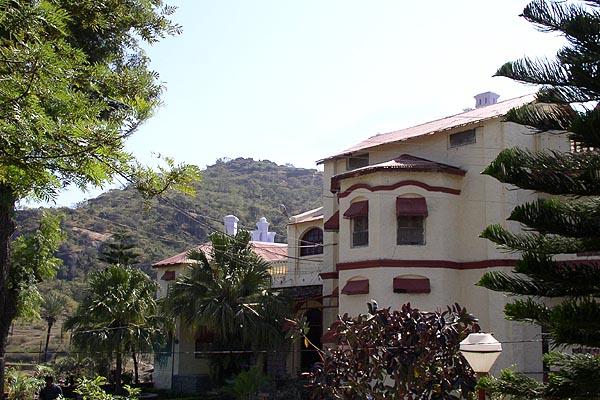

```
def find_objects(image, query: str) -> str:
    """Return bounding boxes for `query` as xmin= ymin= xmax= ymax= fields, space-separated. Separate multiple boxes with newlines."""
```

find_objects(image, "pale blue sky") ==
xmin=39 ymin=0 xmax=565 ymax=207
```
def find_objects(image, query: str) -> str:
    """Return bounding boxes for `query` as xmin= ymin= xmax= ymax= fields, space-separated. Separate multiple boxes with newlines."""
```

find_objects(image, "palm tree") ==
xmin=40 ymin=291 xmax=69 ymax=363
xmin=163 ymin=230 xmax=289 ymax=382
xmin=64 ymin=265 xmax=167 ymax=392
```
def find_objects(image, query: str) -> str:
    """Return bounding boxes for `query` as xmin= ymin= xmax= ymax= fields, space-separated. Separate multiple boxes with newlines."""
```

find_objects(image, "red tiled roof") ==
xmin=319 ymin=94 xmax=535 ymax=162
xmin=331 ymin=154 xmax=465 ymax=188
xmin=152 ymin=241 xmax=288 ymax=267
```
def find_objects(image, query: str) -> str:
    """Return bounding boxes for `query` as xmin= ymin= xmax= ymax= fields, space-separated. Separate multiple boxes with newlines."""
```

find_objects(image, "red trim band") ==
xmin=319 ymin=271 xmax=339 ymax=280
xmin=337 ymin=180 xmax=461 ymax=198
xmin=336 ymin=259 xmax=518 ymax=271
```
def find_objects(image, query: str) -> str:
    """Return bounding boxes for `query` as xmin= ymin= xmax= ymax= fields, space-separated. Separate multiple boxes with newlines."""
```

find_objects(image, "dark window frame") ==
xmin=346 ymin=153 xmax=369 ymax=170
xmin=397 ymin=215 xmax=425 ymax=245
xmin=351 ymin=215 xmax=369 ymax=247
xmin=449 ymin=129 xmax=476 ymax=148
xmin=299 ymin=228 xmax=324 ymax=256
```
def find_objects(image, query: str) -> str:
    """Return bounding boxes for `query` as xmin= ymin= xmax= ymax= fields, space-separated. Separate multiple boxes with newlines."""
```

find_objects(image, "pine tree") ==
xmin=477 ymin=1 xmax=600 ymax=398
xmin=98 ymin=233 xmax=141 ymax=267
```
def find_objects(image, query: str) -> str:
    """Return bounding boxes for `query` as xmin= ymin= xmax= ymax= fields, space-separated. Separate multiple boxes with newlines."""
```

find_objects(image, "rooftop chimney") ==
xmin=474 ymin=91 xmax=499 ymax=108
xmin=223 ymin=215 xmax=239 ymax=236
xmin=251 ymin=217 xmax=276 ymax=243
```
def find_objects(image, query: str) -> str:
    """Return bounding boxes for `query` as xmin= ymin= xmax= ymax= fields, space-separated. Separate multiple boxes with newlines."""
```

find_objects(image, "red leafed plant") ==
xmin=309 ymin=302 xmax=480 ymax=400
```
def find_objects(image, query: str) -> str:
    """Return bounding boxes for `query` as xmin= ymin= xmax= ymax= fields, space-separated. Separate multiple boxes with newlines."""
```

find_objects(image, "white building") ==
xmin=152 ymin=216 xmax=288 ymax=392
xmin=292 ymin=92 xmax=571 ymax=379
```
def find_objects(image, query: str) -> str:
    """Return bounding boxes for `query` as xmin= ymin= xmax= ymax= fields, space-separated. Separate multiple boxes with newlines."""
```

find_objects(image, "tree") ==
xmin=0 ymin=0 xmax=199 ymax=393
xmin=9 ymin=213 xmax=65 ymax=321
xmin=40 ymin=291 xmax=70 ymax=363
xmin=163 ymin=230 xmax=290 ymax=383
xmin=308 ymin=303 xmax=479 ymax=399
xmin=64 ymin=265 xmax=167 ymax=393
xmin=477 ymin=1 xmax=600 ymax=398
xmin=97 ymin=233 xmax=145 ymax=383
xmin=98 ymin=233 xmax=141 ymax=267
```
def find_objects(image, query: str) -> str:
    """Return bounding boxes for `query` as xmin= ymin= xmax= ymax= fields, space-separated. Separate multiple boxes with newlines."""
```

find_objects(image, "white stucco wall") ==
xmin=280 ymin=217 xmax=324 ymax=288
xmin=320 ymin=117 xmax=569 ymax=379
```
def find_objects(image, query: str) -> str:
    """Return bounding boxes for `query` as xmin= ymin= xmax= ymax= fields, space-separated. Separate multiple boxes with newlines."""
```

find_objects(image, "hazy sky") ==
xmin=38 ymin=0 xmax=565 ymax=207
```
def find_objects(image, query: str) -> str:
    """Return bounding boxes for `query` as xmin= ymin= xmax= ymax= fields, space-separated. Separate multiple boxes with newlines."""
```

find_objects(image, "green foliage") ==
xmin=0 ymin=0 xmax=198 ymax=394
xmin=310 ymin=303 xmax=479 ymax=400
xmin=41 ymin=291 xmax=70 ymax=326
xmin=65 ymin=265 xmax=167 ymax=388
xmin=4 ymin=368 xmax=44 ymax=400
xmin=480 ymin=353 xmax=600 ymax=400
xmin=11 ymin=212 xmax=65 ymax=321
xmin=478 ymin=368 xmax=545 ymax=400
xmin=75 ymin=376 xmax=140 ymax=400
xmin=98 ymin=233 xmax=141 ymax=266
xmin=163 ymin=229 xmax=291 ymax=383
xmin=480 ymin=0 xmax=600 ymax=343
xmin=479 ymin=1 xmax=600 ymax=398
xmin=225 ymin=366 xmax=270 ymax=400
xmin=52 ymin=355 xmax=98 ymax=381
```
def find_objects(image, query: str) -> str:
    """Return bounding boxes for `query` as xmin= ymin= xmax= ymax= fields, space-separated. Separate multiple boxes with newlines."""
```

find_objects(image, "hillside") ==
xmin=16 ymin=158 xmax=323 ymax=280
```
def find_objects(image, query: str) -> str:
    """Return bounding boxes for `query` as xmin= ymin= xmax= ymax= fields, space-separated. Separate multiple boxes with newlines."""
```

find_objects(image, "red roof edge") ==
xmin=319 ymin=271 xmax=339 ymax=280
xmin=341 ymin=279 xmax=369 ymax=295
xmin=393 ymin=277 xmax=430 ymax=293
xmin=323 ymin=211 xmax=340 ymax=231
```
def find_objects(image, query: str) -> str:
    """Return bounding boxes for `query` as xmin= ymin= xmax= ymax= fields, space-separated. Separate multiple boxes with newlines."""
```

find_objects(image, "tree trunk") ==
xmin=132 ymin=350 xmax=139 ymax=384
xmin=115 ymin=349 xmax=123 ymax=394
xmin=44 ymin=320 xmax=54 ymax=363
xmin=0 ymin=184 xmax=16 ymax=397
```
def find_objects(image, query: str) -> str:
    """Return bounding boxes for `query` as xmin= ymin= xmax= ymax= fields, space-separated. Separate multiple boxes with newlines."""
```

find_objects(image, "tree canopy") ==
xmin=0 ymin=0 xmax=199 ymax=393
xmin=65 ymin=265 xmax=166 ymax=392
xmin=477 ymin=0 xmax=600 ymax=398
xmin=163 ymin=230 xmax=290 ymax=382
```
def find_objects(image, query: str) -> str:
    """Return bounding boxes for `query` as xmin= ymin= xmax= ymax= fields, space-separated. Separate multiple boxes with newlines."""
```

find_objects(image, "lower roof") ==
xmin=153 ymin=241 xmax=288 ymax=267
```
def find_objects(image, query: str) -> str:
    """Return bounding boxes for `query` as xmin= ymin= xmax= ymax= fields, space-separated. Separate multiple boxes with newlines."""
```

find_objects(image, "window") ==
xmin=396 ymin=197 xmax=427 ymax=245
xmin=347 ymin=153 xmax=369 ymax=170
xmin=397 ymin=216 xmax=425 ymax=245
xmin=300 ymin=228 xmax=323 ymax=256
xmin=449 ymin=129 xmax=476 ymax=148
xmin=344 ymin=200 xmax=369 ymax=247
xmin=352 ymin=215 xmax=369 ymax=247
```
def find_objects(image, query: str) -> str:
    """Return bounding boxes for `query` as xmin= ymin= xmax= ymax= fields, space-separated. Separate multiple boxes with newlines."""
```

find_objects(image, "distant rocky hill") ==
xmin=16 ymin=158 xmax=323 ymax=279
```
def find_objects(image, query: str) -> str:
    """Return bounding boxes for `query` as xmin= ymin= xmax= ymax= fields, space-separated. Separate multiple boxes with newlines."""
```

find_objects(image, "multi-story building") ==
xmin=309 ymin=92 xmax=570 ymax=378
xmin=153 ymin=92 xmax=572 ymax=390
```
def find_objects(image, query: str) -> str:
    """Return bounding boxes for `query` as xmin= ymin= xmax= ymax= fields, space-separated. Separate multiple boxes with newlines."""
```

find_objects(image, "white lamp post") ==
xmin=460 ymin=333 xmax=502 ymax=400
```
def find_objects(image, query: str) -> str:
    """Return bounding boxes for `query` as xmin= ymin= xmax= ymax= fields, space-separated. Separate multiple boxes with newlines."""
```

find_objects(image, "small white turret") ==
xmin=223 ymin=215 xmax=239 ymax=236
xmin=251 ymin=217 xmax=276 ymax=242
xmin=474 ymin=91 xmax=500 ymax=108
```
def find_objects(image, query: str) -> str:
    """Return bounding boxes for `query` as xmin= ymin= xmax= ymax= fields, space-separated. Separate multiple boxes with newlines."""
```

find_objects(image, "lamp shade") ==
xmin=459 ymin=333 xmax=502 ymax=373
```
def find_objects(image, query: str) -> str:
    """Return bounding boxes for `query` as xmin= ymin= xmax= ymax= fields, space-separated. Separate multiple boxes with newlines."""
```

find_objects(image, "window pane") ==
xmin=354 ymin=216 xmax=368 ymax=231
xmin=352 ymin=216 xmax=368 ymax=247
xmin=300 ymin=228 xmax=323 ymax=256
xmin=397 ymin=216 xmax=423 ymax=228
xmin=347 ymin=153 xmax=369 ymax=170
xmin=449 ymin=129 xmax=476 ymax=148
xmin=397 ymin=216 xmax=424 ymax=245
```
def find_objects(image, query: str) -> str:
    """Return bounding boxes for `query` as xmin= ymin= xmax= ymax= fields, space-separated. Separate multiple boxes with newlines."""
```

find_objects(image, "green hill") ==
xmin=16 ymin=158 xmax=323 ymax=280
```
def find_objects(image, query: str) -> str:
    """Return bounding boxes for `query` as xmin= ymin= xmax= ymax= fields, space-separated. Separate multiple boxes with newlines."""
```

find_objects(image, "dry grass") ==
xmin=6 ymin=317 xmax=72 ymax=364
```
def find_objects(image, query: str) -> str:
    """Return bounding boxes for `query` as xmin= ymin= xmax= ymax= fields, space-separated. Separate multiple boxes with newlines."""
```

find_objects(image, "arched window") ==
xmin=300 ymin=228 xmax=323 ymax=256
